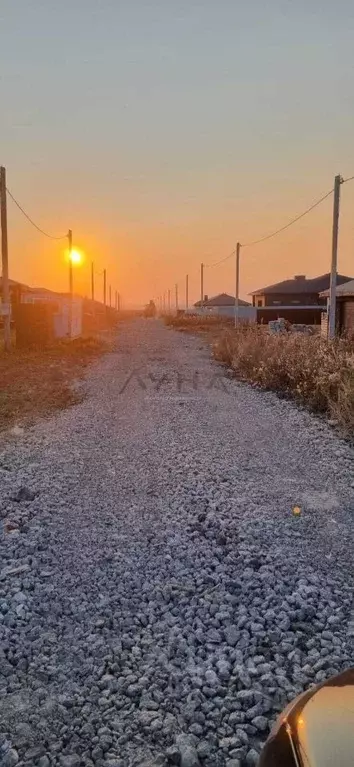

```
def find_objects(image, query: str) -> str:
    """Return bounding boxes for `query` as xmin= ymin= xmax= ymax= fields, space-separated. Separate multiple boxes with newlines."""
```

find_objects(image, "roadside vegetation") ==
xmin=164 ymin=313 xmax=232 ymax=333
xmin=0 ymin=335 xmax=108 ymax=432
xmin=165 ymin=315 xmax=354 ymax=438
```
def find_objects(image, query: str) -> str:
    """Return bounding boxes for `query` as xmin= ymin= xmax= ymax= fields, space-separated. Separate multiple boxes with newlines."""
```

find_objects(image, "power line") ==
xmin=342 ymin=174 xmax=354 ymax=184
xmin=241 ymin=188 xmax=334 ymax=248
xmin=205 ymin=249 xmax=235 ymax=268
xmin=204 ymin=188 xmax=334 ymax=268
xmin=6 ymin=187 xmax=67 ymax=240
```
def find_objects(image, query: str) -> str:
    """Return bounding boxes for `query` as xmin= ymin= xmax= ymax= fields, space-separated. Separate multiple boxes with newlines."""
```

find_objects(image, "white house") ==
xmin=193 ymin=293 xmax=256 ymax=321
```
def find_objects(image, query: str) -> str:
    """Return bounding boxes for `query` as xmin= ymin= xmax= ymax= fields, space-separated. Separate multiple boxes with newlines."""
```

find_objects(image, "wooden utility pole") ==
xmin=117 ymin=292 xmax=121 ymax=312
xmin=168 ymin=289 xmax=171 ymax=313
xmin=200 ymin=262 xmax=204 ymax=312
xmin=103 ymin=269 xmax=107 ymax=306
xmin=109 ymin=285 xmax=112 ymax=308
xmin=115 ymin=290 xmax=117 ymax=310
xmin=68 ymin=229 xmax=73 ymax=338
xmin=163 ymin=292 xmax=166 ymax=313
xmin=328 ymin=175 xmax=342 ymax=339
xmin=234 ymin=242 xmax=240 ymax=327
xmin=175 ymin=283 xmax=179 ymax=313
xmin=91 ymin=262 xmax=94 ymax=301
xmin=0 ymin=167 xmax=11 ymax=350
xmin=186 ymin=274 xmax=189 ymax=310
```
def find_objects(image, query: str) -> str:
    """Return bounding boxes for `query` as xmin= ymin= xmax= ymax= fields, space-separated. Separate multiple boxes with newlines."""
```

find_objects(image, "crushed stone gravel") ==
xmin=0 ymin=319 xmax=353 ymax=767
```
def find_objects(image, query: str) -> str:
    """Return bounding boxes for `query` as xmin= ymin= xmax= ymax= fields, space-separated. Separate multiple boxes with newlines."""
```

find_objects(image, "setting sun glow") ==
xmin=68 ymin=249 xmax=84 ymax=267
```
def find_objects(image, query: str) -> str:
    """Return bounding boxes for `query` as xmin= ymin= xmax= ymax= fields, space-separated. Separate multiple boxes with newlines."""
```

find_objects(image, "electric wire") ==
xmin=241 ymin=188 xmax=334 ymax=248
xmin=6 ymin=187 xmax=67 ymax=240
xmin=205 ymin=250 xmax=236 ymax=268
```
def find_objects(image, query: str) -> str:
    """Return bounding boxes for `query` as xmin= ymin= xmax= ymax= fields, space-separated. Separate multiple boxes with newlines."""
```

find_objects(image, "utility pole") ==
xmin=91 ymin=262 xmax=94 ymax=301
xmin=109 ymin=285 xmax=112 ymax=308
xmin=168 ymin=289 xmax=171 ymax=313
xmin=68 ymin=229 xmax=73 ymax=338
xmin=328 ymin=174 xmax=342 ymax=339
xmin=234 ymin=242 xmax=241 ymax=327
xmin=175 ymin=283 xmax=179 ymax=314
xmin=163 ymin=292 xmax=166 ymax=313
xmin=117 ymin=292 xmax=121 ymax=312
xmin=186 ymin=274 xmax=189 ymax=310
xmin=115 ymin=290 xmax=117 ymax=310
xmin=0 ymin=167 xmax=11 ymax=350
xmin=200 ymin=262 xmax=204 ymax=312
xmin=103 ymin=269 xmax=107 ymax=306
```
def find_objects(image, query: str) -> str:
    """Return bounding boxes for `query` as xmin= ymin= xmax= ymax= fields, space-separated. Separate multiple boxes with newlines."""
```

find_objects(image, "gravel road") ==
xmin=0 ymin=319 xmax=353 ymax=767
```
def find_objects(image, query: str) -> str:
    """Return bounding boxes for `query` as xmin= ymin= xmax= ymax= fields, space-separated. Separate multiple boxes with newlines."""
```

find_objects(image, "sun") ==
xmin=69 ymin=249 xmax=84 ymax=266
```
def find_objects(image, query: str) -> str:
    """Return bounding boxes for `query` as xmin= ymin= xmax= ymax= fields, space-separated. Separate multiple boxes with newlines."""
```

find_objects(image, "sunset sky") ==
xmin=1 ymin=1 xmax=354 ymax=307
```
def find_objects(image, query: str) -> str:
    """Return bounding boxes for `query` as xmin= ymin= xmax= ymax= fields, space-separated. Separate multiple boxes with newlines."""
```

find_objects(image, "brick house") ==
xmin=320 ymin=279 xmax=354 ymax=337
xmin=250 ymin=273 xmax=353 ymax=325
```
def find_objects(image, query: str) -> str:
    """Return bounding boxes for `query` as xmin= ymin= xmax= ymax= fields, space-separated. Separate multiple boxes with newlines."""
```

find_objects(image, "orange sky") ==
xmin=8 ymin=179 xmax=354 ymax=307
xmin=2 ymin=2 xmax=354 ymax=307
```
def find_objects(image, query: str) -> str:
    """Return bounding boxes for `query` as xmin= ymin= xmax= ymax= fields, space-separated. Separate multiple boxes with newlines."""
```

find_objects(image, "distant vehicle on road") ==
xmin=144 ymin=300 xmax=156 ymax=318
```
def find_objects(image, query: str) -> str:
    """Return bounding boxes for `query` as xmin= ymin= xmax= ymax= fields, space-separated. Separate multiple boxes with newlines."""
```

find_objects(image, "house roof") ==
xmin=194 ymin=293 xmax=250 ymax=307
xmin=320 ymin=279 xmax=354 ymax=298
xmin=0 ymin=277 xmax=69 ymax=298
xmin=0 ymin=277 xmax=30 ymax=290
xmin=250 ymin=273 xmax=353 ymax=296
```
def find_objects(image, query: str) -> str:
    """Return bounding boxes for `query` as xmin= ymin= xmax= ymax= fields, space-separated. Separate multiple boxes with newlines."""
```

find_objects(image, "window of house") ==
xmin=257 ymin=300 xmax=263 ymax=307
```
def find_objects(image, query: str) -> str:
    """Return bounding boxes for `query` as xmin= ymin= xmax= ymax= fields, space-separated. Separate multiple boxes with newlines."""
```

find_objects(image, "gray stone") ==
xmin=138 ymin=710 xmax=160 ymax=726
xmin=196 ymin=741 xmax=211 ymax=759
xmin=12 ymin=486 xmax=36 ymax=502
xmin=252 ymin=715 xmax=268 ymax=732
xmin=236 ymin=729 xmax=249 ymax=745
xmin=38 ymin=758 xmax=50 ymax=767
xmin=245 ymin=749 xmax=259 ymax=766
xmin=0 ymin=750 xmax=19 ymax=767
xmin=175 ymin=735 xmax=200 ymax=767
xmin=216 ymin=660 xmax=231 ymax=681
xmin=224 ymin=626 xmax=240 ymax=646
xmin=24 ymin=746 xmax=45 ymax=760
xmin=59 ymin=757 xmax=81 ymax=767
xmin=229 ymin=711 xmax=245 ymax=726
xmin=12 ymin=591 xmax=27 ymax=604
xmin=180 ymin=748 xmax=199 ymax=767
xmin=166 ymin=745 xmax=180 ymax=764
xmin=205 ymin=669 xmax=218 ymax=686
xmin=150 ymin=718 xmax=163 ymax=732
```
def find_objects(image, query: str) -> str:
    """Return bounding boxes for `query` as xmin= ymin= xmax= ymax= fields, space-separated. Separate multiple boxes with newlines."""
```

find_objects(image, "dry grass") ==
xmin=212 ymin=325 xmax=354 ymax=436
xmin=165 ymin=316 xmax=354 ymax=438
xmin=0 ymin=335 xmax=108 ymax=432
xmin=164 ymin=313 xmax=234 ymax=333
xmin=331 ymin=367 xmax=354 ymax=436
